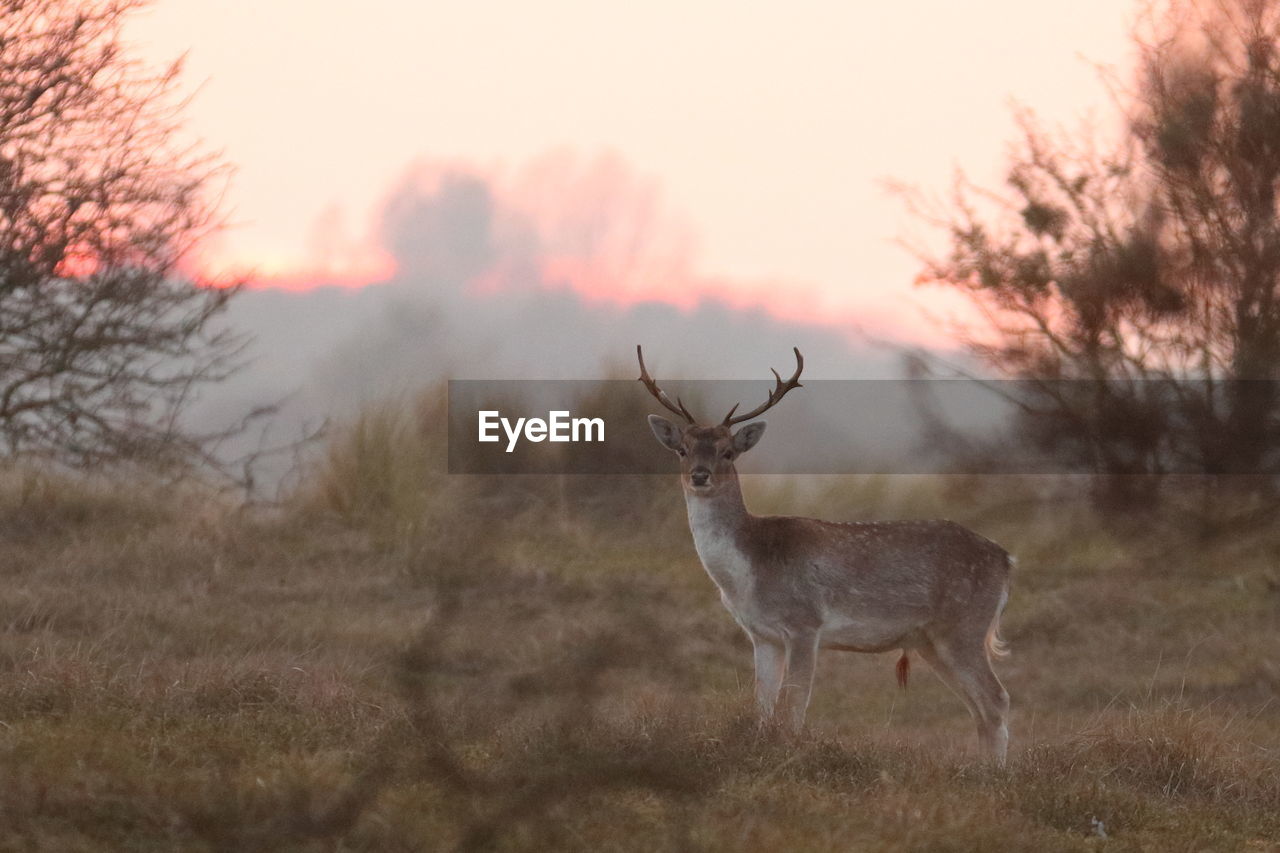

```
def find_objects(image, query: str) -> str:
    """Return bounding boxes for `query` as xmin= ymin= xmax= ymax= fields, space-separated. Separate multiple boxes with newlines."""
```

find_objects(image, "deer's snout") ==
xmin=689 ymin=467 xmax=711 ymax=487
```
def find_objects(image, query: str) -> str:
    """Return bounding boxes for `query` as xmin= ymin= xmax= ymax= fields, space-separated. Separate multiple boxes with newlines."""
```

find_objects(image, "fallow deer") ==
xmin=638 ymin=346 xmax=1013 ymax=762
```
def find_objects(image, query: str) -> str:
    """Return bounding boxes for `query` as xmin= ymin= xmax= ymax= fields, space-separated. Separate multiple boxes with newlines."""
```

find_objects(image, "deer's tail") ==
xmin=986 ymin=580 xmax=1011 ymax=660
xmin=896 ymin=652 xmax=910 ymax=689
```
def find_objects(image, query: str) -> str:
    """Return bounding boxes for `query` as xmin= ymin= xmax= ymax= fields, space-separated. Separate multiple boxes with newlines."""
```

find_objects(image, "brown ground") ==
xmin=1 ymin=411 xmax=1277 ymax=851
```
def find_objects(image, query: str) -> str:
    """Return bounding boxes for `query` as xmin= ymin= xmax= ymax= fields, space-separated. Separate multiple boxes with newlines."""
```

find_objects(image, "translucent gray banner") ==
xmin=448 ymin=379 xmax=1280 ymax=475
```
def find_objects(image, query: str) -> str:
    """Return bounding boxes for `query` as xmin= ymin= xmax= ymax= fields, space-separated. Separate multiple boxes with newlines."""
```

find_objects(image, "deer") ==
xmin=638 ymin=345 xmax=1013 ymax=763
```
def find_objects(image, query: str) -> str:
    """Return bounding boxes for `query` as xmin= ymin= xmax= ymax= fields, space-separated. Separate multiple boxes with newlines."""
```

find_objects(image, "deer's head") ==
xmin=638 ymin=345 xmax=803 ymax=495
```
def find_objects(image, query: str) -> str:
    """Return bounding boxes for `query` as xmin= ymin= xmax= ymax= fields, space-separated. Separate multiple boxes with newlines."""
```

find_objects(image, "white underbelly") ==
xmin=819 ymin=614 xmax=915 ymax=652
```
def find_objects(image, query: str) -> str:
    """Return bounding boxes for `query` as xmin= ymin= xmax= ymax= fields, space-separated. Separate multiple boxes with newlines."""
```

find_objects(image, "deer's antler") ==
xmin=637 ymin=345 xmax=698 ymax=423
xmin=722 ymin=347 xmax=804 ymax=426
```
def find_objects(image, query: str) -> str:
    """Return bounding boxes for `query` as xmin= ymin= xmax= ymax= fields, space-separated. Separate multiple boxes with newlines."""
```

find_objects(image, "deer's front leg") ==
xmin=751 ymin=636 xmax=786 ymax=720
xmin=779 ymin=631 xmax=820 ymax=732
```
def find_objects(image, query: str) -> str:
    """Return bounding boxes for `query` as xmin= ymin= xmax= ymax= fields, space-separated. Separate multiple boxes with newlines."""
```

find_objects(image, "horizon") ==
xmin=126 ymin=0 xmax=1135 ymax=348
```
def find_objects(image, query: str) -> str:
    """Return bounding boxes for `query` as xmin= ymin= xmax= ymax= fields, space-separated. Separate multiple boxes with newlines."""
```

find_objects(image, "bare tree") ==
xmin=0 ymin=0 xmax=241 ymax=467
xmin=904 ymin=0 xmax=1280 ymax=503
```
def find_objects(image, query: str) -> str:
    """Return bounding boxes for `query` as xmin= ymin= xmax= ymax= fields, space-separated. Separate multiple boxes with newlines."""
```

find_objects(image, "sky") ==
xmin=126 ymin=0 xmax=1137 ymax=345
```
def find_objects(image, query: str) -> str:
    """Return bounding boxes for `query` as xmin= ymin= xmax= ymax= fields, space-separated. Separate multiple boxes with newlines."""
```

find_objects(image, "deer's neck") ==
xmin=684 ymin=473 xmax=754 ymax=597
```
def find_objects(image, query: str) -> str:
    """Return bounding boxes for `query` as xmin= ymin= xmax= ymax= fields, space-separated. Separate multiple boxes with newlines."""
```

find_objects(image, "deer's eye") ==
xmin=677 ymin=448 xmax=687 ymax=457
xmin=722 ymin=451 xmax=735 ymax=460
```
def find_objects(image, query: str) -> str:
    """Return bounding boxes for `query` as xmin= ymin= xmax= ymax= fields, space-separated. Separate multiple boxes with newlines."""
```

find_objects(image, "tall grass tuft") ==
xmin=300 ymin=396 xmax=441 ymax=540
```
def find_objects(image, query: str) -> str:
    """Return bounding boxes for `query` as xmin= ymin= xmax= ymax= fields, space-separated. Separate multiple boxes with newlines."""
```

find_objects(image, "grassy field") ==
xmin=1 ymin=408 xmax=1279 ymax=850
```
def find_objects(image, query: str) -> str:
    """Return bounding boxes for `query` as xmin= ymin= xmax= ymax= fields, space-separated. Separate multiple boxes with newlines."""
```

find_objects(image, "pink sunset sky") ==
xmin=126 ymin=0 xmax=1135 ymax=343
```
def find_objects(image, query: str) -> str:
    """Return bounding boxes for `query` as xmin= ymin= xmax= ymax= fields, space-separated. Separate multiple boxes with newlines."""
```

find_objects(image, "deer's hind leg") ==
xmin=917 ymin=633 xmax=1010 ymax=764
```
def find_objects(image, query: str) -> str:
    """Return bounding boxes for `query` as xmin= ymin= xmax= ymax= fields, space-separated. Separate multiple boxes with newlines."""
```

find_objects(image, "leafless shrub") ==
xmin=0 ymin=0 xmax=245 ymax=470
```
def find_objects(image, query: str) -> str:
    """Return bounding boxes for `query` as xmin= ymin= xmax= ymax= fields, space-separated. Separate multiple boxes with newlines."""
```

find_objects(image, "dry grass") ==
xmin=1 ymin=410 xmax=1279 ymax=851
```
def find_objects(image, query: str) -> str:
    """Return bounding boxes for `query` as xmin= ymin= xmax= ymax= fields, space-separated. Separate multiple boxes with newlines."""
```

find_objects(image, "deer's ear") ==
xmin=732 ymin=421 xmax=766 ymax=454
xmin=647 ymin=415 xmax=684 ymax=452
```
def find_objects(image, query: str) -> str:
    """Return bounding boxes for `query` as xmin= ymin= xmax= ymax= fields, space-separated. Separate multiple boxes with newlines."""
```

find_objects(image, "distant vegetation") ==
xmin=906 ymin=0 xmax=1280 ymax=506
